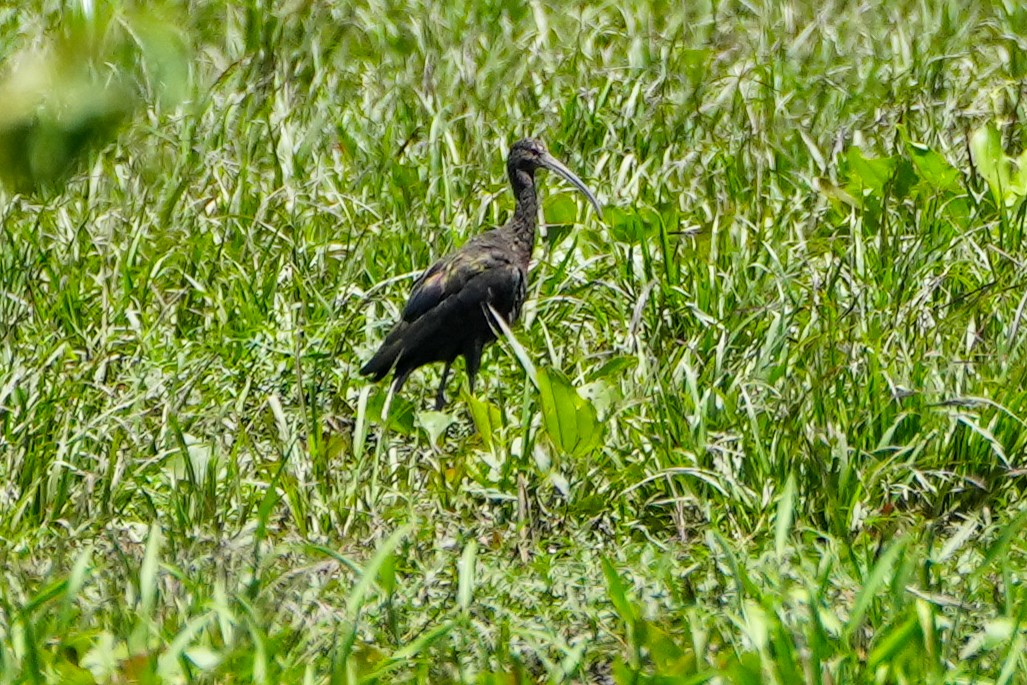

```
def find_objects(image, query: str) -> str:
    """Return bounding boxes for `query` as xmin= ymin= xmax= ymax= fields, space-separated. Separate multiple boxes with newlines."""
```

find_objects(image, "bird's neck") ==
xmin=508 ymin=167 xmax=538 ymax=263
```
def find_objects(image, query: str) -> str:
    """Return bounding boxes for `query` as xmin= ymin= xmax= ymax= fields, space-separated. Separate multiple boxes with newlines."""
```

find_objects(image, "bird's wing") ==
xmin=362 ymin=257 xmax=524 ymax=380
xmin=401 ymin=247 xmax=517 ymax=322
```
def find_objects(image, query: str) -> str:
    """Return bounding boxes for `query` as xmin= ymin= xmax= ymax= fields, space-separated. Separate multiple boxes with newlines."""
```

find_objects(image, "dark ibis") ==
xmin=360 ymin=138 xmax=601 ymax=409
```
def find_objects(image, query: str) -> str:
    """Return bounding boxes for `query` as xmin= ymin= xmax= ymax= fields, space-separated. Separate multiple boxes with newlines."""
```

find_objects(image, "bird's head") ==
xmin=507 ymin=138 xmax=601 ymax=214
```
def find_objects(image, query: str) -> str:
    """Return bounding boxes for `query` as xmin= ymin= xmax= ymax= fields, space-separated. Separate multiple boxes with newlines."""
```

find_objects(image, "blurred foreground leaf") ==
xmin=0 ymin=3 xmax=190 ymax=192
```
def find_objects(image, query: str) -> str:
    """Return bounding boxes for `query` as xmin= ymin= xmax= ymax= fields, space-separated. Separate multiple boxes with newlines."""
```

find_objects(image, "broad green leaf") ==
xmin=971 ymin=122 xmax=1011 ymax=204
xmin=543 ymin=192 xmax=579 ymax=225
xmin=681 ymin=48 xmax=711 ymax=83
xmin=543 ymin=193 xmax=579 ymax=248
xmin=367 ymin=391 xmax=416 ymax=434
xmin=457 ymin=539 xmax=477 ymax=611
xmin=537 ymin=367 xmax=601 ymax=458
xmin=892 ymin=157 xmax=917 ymax=199
xmin=908 ymin=142 xmax=961 ymax=192
xmin=391 ymin=163 xmax=420 ymax=191
xmin=605 ymin=206 xmax=645 ymax=244
xmin=467 ymin=394 xmax=504 ymax=451
xmin=1012 ymin=148 xmax=1027 ymax=196
xmin=637 ymin=205 xmax=662 ymax=233
xmin=416 ymin=409 xmax=456 ymax=446
xmin=53 ymin=659 xmax=97 ymax=685
xmin=379 ymin=552 xmax=397 ymax=597
xmin=542 ymin=223 xmax=573 ymax=249
xmin=846 ymin=147 xmax=896 ymax=193
xmin=593 ymin=355 xmax=638 ymax=379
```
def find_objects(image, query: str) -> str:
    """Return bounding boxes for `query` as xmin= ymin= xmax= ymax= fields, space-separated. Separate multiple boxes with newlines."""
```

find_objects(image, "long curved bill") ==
xmin=540 ymin=152 xmax=602 ymax=216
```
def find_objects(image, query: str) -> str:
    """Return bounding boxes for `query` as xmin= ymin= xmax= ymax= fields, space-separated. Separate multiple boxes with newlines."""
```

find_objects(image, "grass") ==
xmin=2 ymin=0 xmax=1027 ymax=682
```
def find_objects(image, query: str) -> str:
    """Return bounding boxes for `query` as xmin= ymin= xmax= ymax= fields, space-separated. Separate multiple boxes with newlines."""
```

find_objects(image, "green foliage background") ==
xmin=2 ymin=0 xmax=1027 ymax=682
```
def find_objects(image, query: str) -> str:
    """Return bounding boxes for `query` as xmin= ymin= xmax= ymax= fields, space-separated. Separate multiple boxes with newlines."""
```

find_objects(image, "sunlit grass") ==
xmin=2 ymin=0 xmax=1027 ymax=682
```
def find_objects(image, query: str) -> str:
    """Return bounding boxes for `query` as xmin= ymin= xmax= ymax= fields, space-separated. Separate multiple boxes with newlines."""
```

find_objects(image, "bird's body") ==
xmin=361 ymin=138 xmax=600 ymax=409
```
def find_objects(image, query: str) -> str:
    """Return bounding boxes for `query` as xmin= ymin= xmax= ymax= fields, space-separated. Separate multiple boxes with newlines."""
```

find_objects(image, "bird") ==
xmin=360 ymin=137 xmax=602 ymax=410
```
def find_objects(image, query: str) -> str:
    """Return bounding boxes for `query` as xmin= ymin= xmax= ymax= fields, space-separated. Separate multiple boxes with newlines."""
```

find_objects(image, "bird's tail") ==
xmin=359 ymin=342 xmax=399 ymax=381
xmin=360 ymin=322 xmax=411 ymax=381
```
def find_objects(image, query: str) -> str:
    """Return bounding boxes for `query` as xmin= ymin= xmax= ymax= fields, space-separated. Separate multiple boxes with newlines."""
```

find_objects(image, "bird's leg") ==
xmin=392 ymin=369 xmax=411 ymax=395
xmin=464 ymin=343 xmax=483 ymax=396
xmin=434 ymin=361 xmax=452 ymax=411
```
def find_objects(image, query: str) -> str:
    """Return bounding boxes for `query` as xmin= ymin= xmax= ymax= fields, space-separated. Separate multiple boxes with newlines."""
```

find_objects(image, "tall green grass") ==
xmin=1 ymin=0 xmax=1026 ymax=682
